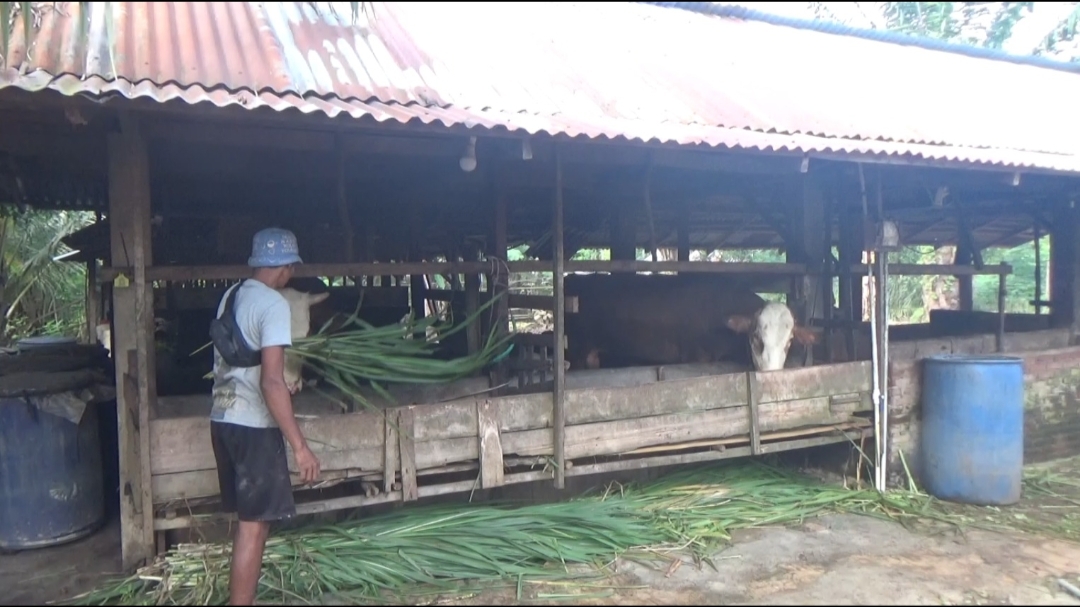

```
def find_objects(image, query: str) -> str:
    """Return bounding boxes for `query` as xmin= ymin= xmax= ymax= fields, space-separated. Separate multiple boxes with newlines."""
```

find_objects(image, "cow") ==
xmin=564 ymin=274 xmax=817 ymax=373
xmin=276 ymin=287 xmax=331 ymax=394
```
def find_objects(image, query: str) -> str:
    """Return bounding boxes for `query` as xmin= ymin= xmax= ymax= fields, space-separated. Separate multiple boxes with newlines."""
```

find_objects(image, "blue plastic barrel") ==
xmin=919 ymin=354 xmax=1025 ymax=506
xmin=0 ymin=397 xmax=105 ymax=550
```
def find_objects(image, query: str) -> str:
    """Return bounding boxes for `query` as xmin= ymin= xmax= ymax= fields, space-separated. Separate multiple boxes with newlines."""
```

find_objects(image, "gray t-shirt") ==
xmin=209 ymin=279 xmax=293 ymax=428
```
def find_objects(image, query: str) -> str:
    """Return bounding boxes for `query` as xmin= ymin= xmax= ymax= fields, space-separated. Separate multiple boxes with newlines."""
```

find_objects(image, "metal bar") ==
xmin=552 ymin=146 xmax=567 ymax=490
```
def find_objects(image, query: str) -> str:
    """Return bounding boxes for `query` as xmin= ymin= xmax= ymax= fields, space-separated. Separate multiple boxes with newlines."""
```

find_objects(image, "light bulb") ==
xmin=459 ymin=136 xmax=478 ymax=172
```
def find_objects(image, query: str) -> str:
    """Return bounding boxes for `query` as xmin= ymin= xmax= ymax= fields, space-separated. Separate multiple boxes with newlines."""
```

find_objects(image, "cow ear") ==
xmin=792 ymin=326 xmax=817 ymax=345
xmin=307 ymin=292 xmax=331 ymax=305
xmin=726 ymin=315 xmax=753 ymax=334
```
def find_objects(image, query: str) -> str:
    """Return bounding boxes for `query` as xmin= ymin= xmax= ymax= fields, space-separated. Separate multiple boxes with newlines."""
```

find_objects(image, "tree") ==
xmin=801 ymin=2 xmax=1080 ymax=61
xmin=0 ymin=207 xmax=94 ymax=344
xmin=1 ymin=2 xmax=374 ymax=67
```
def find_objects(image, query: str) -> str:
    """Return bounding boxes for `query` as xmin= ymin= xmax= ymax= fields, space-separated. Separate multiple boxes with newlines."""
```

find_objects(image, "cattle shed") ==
xmin=3 ymin=1 xmax=1080 ymax=571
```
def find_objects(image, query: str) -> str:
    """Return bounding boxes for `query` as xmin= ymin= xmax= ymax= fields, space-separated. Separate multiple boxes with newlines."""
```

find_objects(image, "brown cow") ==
xmin=564 ymin=274 xmax=816 ymax=372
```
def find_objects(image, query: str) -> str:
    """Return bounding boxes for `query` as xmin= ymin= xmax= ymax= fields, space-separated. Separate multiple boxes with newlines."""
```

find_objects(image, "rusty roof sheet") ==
xmin=3 ymin=2 xmax=1080 ymax=172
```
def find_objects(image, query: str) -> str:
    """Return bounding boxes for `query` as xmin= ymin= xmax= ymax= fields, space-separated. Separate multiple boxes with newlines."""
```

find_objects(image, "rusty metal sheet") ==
xmin=2 ymin=2 xmax=1080 ymax=172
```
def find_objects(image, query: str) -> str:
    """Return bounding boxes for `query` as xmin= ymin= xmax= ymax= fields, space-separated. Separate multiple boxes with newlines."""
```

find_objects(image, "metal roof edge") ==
xmin=641 ymin=2 xmax=1080 ymax=75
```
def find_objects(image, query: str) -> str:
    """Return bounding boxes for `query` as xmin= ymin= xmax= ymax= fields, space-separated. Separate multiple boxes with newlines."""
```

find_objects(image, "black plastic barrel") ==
xmin=919 ymin=354 xmax=1024 ymax=506
xmin=0 ymin=395 xmax=105 ymax=550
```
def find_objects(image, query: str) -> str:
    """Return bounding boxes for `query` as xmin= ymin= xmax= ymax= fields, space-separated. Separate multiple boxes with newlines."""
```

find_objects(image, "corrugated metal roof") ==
xmin=3 ymin=2 xmax=1080 ymax=172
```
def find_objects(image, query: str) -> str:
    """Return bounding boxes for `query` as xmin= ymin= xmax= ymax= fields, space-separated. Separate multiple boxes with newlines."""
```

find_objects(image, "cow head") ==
xmin=276 ymin=288 xmax=331 ymax=393
xmin=725 ymin=301 xmax=816 ymax=372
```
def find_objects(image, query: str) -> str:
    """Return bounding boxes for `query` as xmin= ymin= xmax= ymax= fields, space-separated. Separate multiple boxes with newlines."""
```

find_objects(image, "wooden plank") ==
xmin=150 ymin=365 xmax=856 ymax=479
xmin=477 ymin=400 xmax=505 ymax=488
xmin=398 ymin=408 xmax=418 ymax=502
xmin=383 ymin=411 xmax=399 ymax=494
xmin=747 ymin=371 xmax=761 ymax=456
xmin=756 ymin=361 xmax=872 ymax=404
xmin=150 ymin=412 xmax=385 ymax=476
xmin=848 ymin=263 xmax=1011 ymax=276
xmin=500 ymin=395 xmax=866 ymax=459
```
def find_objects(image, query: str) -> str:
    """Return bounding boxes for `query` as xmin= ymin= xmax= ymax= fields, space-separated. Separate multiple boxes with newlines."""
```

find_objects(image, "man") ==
xmin=209 ymin=227 xmax=321 ymax=606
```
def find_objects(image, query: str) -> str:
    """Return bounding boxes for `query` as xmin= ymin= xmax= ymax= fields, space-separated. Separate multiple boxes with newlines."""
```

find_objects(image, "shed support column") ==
xmin=490 ymin=189 xmax=510 ymax=390
xmin=610 ymin=199 xmax=637 ymax=261
xmin=955 ymin=243 xmax=974 ymax=311
xmin=787 ymin=176 xmax=829 ymax=365
xmin=108 ymin=115 xmax=157 ymax=570
xmin=677 ymin=201 xmax=691 ymax=262
xmin=837 ymin=198 xmax=864 ymax=358
xmin=1050 ymin=201 xmax=1080 ymax=334
xmin=552 ymin=149 xmax=567 ymax=489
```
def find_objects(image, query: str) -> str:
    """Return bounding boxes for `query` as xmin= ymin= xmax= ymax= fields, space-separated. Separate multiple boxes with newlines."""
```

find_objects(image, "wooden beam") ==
xmin=100 ymin=261 xmax=812 ymax=282
xmin=108 ymin=115 xmax=157 ymax=570
xmin=424 ymin=290 xmax=579 ymax=313
xmin=100 ymin=260 xmax=1010 ymax=283
xmin=140 ymin=118 xmax=804 ymax=177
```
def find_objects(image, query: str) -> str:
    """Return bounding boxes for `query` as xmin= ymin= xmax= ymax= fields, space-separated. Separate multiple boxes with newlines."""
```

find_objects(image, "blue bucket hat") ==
xmin=248 ymin=228 xmax=303 ymax=268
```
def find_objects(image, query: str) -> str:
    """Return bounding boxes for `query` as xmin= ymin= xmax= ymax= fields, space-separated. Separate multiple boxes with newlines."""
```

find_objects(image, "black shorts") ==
xmin=210 ymin=421 xmax=297 ymax=523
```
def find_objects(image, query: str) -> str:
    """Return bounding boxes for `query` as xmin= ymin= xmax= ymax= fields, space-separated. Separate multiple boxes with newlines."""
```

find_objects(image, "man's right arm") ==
xmin=258 ymin=298 xmax=321 ymax=483
xmin=261 ymin=346 xmax=321 ymax=483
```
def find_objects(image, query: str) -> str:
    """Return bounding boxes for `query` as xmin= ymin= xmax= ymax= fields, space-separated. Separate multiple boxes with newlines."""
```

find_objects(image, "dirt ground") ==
xmin=4 ymin=469 xmax=1080 ymax=606
xmin=435 ymin=514 xmax=1080 ymax=606
xmin=0 ymin=518 xmax=121 ymax=606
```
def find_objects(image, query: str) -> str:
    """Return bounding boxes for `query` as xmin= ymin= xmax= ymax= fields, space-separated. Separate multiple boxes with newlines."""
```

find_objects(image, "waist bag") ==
xmin=209 ymin=282 xmax=262 ymax=368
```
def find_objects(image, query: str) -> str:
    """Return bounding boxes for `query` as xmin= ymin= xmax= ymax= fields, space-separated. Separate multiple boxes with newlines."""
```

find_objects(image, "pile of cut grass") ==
xmin=67 ymin=459 xmax=1080 ymax=606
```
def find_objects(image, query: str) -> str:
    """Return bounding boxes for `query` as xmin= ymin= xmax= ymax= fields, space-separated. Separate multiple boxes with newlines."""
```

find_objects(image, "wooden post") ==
xmin=955 ymin=243 xmax=974 ymax=311
xmin=552 ymin=147 xmax=567 ymax=490
xmin=610 ymin=197 xmax=636 ymax=261
xmin=108 ymin=115 xmax=157 ymax=570
xmin=464 ymin=244 xmax=481 ymax=355
xmin=409 ymin=202 xmax=426 ymax=320
xmin=997 ymin=263 xmax=1007 ymax=352
xmin=1049 ymin=200 xmax=1078 ymax=333
xmin=491 ymin=190 xmax=510 ymax=389
xmin=335 ymin=135 xmax=355 ymax=265
xmin=85 ymin=259 xmax=99 ymax=343
xmin=677 ymin=200 xmax=691 ymax=263
xmin=837 ymin=197 xmax=864 ymax=359
xmin=643 ymin=159 xmax=659 ymax=263
xmin=788 ymin=176 xmax=828 ymax=365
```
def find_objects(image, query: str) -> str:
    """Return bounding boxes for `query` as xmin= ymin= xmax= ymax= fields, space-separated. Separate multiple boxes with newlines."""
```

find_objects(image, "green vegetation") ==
xmin=67 ymin=458 xmax=1080 ymax=605
xmin=0 ymin=207 xmax=94 ymax=345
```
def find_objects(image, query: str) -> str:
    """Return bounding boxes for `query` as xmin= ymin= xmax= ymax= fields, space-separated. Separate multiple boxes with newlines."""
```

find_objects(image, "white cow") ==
xmin=276 ymin=288 xmax=331 ymax=394
xmin=726 ymin=301 xmax=817 ymax=372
